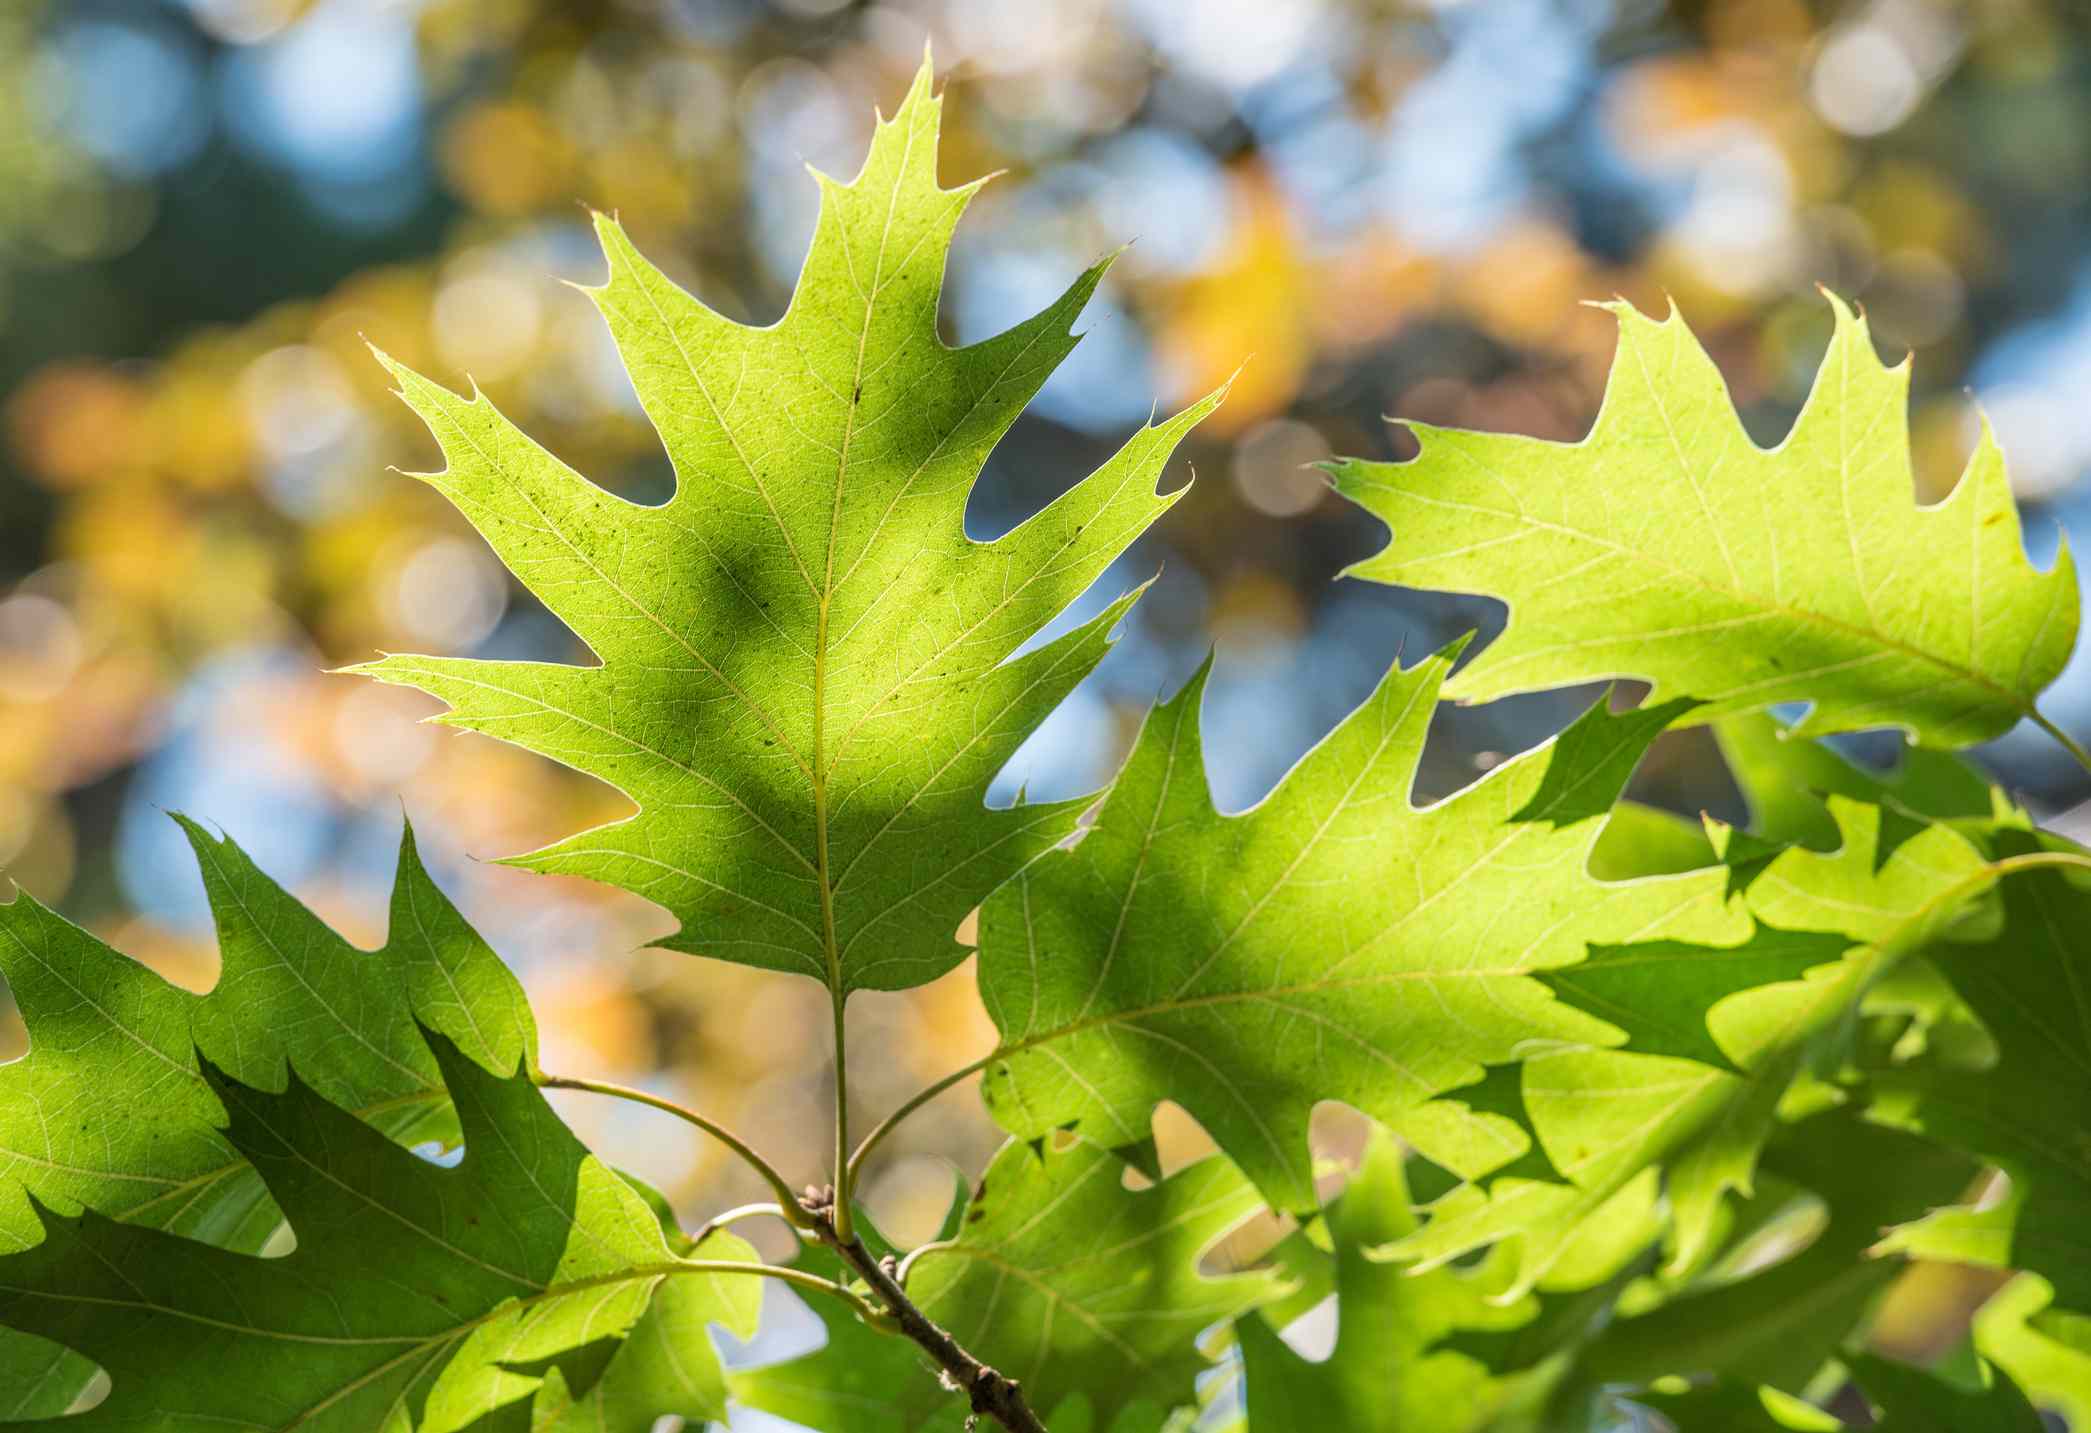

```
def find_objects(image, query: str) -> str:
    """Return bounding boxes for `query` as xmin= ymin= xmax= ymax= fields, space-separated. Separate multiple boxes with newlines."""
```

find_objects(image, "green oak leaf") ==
xmin=1534 ymin=926 xmax=1855 ymax=1073
xmin=729 ymin=1229 xmax=1182 ymax=1433
xmin=1565 ymin=1108 xmax=1976 ymax=1398
xmin=1630 ymin=1356 xmax=2043 ymax=1433
xmin=0 ymin=819 xmax=535 ymax=1406
xmin=1623 ymin=1382 xmax=1853 ymax=1432
xmin=971 ymin=641 xmax=1750 ymax=1214
xmin=1235 ymin=1126 xmax=1536 ymax=1432
xmin=1328 ymin=296 xmax=2078 ymax=747
xmin=731 ymin=1191 xmax=972 ymax=1432
xmin=348 ymin=61 xmax=1219 ymax=993
xmin=1869 ymin=828 xmax=2091 ymax=1314
xmin=1844 ymin=1353 xmax=2046 ymax=1432
xmin=1876 ymin=1178 xmax=2026 ymax=1272
xmin=1587 ymin=799 xmax=1720 ymax=879
xmin=902 ymin=1137 xmax=1282 ymax=1425
xmin=1387 ymin=798 xmax=1999 ymax=1292
xmin=732 ymin=1241 xmax=960 ymax=1433
xmin=1408 ymin=1064 xmax=1566 ymax=1187
xmin=530 ymin=1272 xmax=758 ymax=1432
xmin=1712 ymin=713 xmax=1996 ymax=852
xmin=0 ymin=1332 xmax=87 ymax=1422
xmin=0 ymin=1027 xmax=759 ymax=1433
xmin=1973 ymin=1275 xmax=2091 ymax=1430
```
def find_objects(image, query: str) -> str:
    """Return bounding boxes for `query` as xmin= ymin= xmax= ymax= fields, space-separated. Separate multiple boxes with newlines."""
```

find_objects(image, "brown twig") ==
xmin=543 ymin=1073 xmax=1045 ymax=1427
xmin=799 ymin=1183 xmax=1048 ymax=1433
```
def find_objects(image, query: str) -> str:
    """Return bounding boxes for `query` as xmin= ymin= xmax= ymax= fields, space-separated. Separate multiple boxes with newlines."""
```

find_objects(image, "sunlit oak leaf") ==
xmin=527 ymin=1263 xmax=761 ymax=1432
xmin=1566 ymin=1108 xmax=1975 ymax=1398
xmin=349 ymin=62 xmax=1220 ymax=993
xmin=1330 ymin=297 xmax=2078 ymax=748
xmin=1534 ymin=926 xmax=1856 ymax=1073
xmin=1587 ymin=797 xmax=1720 ymax=879
xmin=1972 ymin=1275 xmax=2091 ymax=1431
xmin=1590 ymin=711 xmax=1998 ymax=883
xmin=1235 ymin=1125 xmax=1537 ymax=1432
xmin=0 ymin=819 xmax=530 ymax=1253
xmin=1386 ymin=799 xmax=2000 ymax=1294
xmin=903 ymin=1137 xmax=1282 ymax=1427
xmin=972 ymin=640 xmax=1748 ymax=1214
xmin=1869 ymin=828 xmax=2091 ymax=1315
xmin=735 ymin=1235 xmax=1180 ymax=1432
xmin=0 ymin=1029 xmax=759 ymax=1433
xmin=1712 ymin=712 xmax=1996 ymax=852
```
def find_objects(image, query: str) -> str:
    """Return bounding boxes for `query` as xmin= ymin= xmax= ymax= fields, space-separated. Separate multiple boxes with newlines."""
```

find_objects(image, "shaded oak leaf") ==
xmin=0 ymin=1027 xmax=761 ymax=1433
xmin=1627 ymin=1356 xmax=2043 ymax=1433
xmin=0 ymin=819 xmax=535 ymax=1405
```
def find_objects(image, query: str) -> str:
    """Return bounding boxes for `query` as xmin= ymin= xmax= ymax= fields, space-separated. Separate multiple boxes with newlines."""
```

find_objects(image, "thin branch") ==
xmin=537 ymin=1072 xmax=811 ymax=1223
xmin=539 ymin=1057 xmax=1036 ymax=1429
xmin=670 ymin=1256 xmax=887 ymax=1324
xmin=848 ymin=1051 xmax=997 ymax=1183
xmin=895 ymin=1237 xmax=955 ymax=1286
xmin=799 ymin=1186 xmax=1047 ymax=1433
xmin=1987 ymin=849 xmax=2091 ymax=882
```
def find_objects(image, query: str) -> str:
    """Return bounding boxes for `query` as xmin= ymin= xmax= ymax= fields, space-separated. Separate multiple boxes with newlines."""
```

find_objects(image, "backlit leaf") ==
xmin=1330 ymin=298 xmax=2078 ymax=747
xmin=350 ymin=61 xmax=1220 ymax=994
xmin=971 ymin=643 xmax=1749 ymax=1214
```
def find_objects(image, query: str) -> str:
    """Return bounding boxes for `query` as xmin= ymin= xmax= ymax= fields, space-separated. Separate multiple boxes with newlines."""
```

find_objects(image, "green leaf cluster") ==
xmin=5 ymin=57 xmax=2091 ymax=1433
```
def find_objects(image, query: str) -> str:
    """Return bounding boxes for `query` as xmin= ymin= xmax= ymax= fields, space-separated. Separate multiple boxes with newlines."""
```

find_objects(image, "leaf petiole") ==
xmin=830 ymin=993 xmax=856 ymax=1246
xmin=847 ymin=1051 xmax=999 ymax=1183
xmin=536 ymin=1071 xmax=813 ymax=1226
xmin=670 ymin=1257 xmax=887 ymax=1325
xmin=688 ymin=1201 xmax=798 ymax=1249
xmin=2030 ymin=707 xmax=2091 ymax=780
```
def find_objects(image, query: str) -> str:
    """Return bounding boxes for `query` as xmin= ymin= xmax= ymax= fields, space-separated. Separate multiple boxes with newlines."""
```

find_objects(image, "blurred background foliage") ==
xmin=6 ymin=0 xmax=2091 ymax=1395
